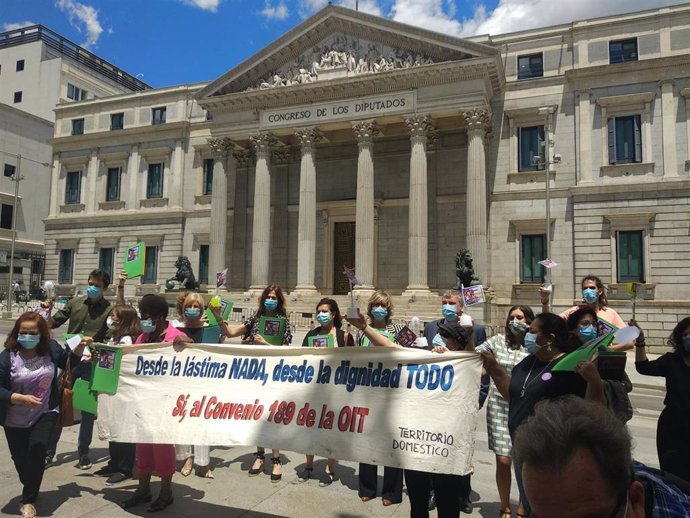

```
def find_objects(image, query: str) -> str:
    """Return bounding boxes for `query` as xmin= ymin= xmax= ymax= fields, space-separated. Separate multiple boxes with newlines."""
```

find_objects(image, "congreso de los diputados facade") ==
xmin=45 ymin=4 xmax=690 ymax=348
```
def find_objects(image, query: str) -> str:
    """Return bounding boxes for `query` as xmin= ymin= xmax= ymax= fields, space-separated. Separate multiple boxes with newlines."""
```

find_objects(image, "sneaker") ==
xmin=105 ymin=472 xmax=129 ymax=485
xmin=77 ymin=455 xmax=92 ymax=470
xmin=297 ymin=466 xmax=313 ymax=482
xmin=93 ymin=465 xmax=115 ymax=477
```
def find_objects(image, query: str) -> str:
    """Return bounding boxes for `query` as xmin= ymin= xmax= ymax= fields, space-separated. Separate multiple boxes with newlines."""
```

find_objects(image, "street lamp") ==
xmin=531 ymin=106 xmax=561 ymax=309
xmin=1 ymin=151 xmax=51 ymax=318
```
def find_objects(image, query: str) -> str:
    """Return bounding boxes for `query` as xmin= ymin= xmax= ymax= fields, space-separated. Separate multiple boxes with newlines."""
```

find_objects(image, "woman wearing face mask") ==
xmin=474 ymin=306 xmax=533 ymax=518
xmin=0 ymin=312 xmax=87 ymax=518
xmin=635 ymin=317 xmax=690 ymax=482
xmin=298 ymin=298 xmax=353 ymax=487
xmin=355 ymin=291 xmax=405 ymax=347
xmin=121 ymin=294 xmax=190 ymax=513
xmin=481 ymin=312 xmax=606 ymax=513
xmin=224 ymin=285 xmax=291 ymax=481
xmin=565 ymin=305 xmax=599 ymax=349
xmin=92 ymin=305 xmax=140 ymax=485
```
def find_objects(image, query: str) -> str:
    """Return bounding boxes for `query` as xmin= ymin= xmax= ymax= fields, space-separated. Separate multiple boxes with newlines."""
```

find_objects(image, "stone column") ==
xmin=577 ymin=90 xmax=593 ymax=183
xmin=463 ymin=108 xmax=490 ymax=286
xmin=207 ymin=137 xmax=234 ymax=289
xmin=294 ymin=128 xmax=323 ymax=293
xmin=352 ymin=120 xmax=379 ymax=293
xmin=661 ymin=80 xmax=678 ymax=179
xmin=86 ymin=149 xmax=99 ymax=214
xmin=127 ymin=144 xmax=140 ymax=211
xmin=403 ymin=115 xmax=434 ymax=296
xmin=49 ymin=154 xmax=60 ymax=217
xmin=171 ymin=139 xmax=184 ymax=208
xmin=249 ymin=133 xmax=277 ymax=291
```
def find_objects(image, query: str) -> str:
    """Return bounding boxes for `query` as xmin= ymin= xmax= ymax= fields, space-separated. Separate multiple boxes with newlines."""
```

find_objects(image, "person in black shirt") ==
xmin=481 ymin=312 xmax=605 ymax=514
xmin=635 ymin=317 xmax=690 ymax=482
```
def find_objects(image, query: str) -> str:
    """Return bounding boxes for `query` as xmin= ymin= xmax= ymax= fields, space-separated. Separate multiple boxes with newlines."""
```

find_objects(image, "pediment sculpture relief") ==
xmin=245 ymin=33 xmax=434 ymax=91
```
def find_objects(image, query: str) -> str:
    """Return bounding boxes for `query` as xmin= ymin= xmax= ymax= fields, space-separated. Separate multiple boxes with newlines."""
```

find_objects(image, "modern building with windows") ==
xmin=45 ymin=4 xmax=690 ymax=348
xmin=0 ymin=24 xmax=149 ymax=294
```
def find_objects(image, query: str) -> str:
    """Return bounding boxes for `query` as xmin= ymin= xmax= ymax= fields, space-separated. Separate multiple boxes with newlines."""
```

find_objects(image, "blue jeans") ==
xmin=78 ymin=413 xmax=95 ymax=456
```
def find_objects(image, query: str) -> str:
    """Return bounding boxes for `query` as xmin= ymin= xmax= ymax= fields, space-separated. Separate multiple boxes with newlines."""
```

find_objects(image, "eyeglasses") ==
xmin=579 ymin=320 xmax=595 ymax=327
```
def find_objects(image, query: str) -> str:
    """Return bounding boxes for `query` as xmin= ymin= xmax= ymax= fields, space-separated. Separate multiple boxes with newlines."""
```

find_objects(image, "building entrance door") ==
xmin=333 ymin=221 xmax=355 ymax=295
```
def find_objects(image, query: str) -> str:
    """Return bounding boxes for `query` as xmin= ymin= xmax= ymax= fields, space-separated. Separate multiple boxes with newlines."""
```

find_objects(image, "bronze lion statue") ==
xmin=165 ymin=256 xmax=200 ymax=291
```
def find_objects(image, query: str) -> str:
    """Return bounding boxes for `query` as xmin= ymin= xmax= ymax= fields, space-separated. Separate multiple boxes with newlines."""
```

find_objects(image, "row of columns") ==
xmin=208 ymin=109 xmax=490 ymax=294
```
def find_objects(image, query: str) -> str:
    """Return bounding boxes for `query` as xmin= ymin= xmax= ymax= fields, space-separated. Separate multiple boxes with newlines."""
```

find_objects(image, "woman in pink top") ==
xmin=540 ymin=275 xmax=630 ymax=351
xmin=121 ymin=294 xmax=189 ymax=513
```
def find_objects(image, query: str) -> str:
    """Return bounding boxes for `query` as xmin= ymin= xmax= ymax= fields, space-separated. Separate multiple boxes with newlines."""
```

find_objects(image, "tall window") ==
xmin=608 ymin=115 xmax=641 ymax=164
xmin=142 ymin=246 xmax=158 ymax=284
xmin=520 ymin=234 xmax=546 ymax=283
xmin=58 ymin=249 xmax=74 ymax=284
xmin=152 ymin=107 xmax=166 ymax=125
xmin=518 ymin=126 xmax=545 ymax=171
xmin=13 ymin=91 xmax=22 ymax=103
xmin=67 ymin=83 xmax=87 ymax=101
xmin=110 ymin=112 xmax=124 ymax=130
xmin=609 ymin=38 xmax=638 ymax=64
xmin=203 ymin=158 xmax=214 ymax=195
xmin=106 ymin=167 xmax=121 ymax=202
xmin=98 ymin=248 xmax=115 ymax=278
xmin=146 ymin=163 xmax=163 ymax=198
xmin=0 ymin=203 xmax=13 ymax=229
xmin=16 ymin=59 xmax=25 ymax=71
xmin=4 ymin=164 xmax=16 ymax=178
xmin=617 ymin=230 xmax=644 ymax=282
xmin=65 ymin=171 xmax=81 ymax=204
xmin=72 ymin=118 xmax=84 ymax=135
xmin=517 ymin=53 xmax=543 ymax=80
xmin=198 ymin=244 xmax=209 ymax=285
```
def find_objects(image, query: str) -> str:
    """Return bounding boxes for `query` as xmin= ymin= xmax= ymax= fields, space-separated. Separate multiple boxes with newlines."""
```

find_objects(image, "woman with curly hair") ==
xmin=635 ymin=317 xmax=690 ymax=482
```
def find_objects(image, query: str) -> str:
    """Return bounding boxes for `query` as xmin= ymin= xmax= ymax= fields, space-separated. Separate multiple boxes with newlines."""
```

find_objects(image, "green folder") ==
xmin=362 ymin=329 xmax=395 ymax=347
xmin=181 ymin=325 xmax=222 ymax=344
xmin=204 ymin=309 xmax=218 ymax=326
xmin=258 ymin=316 xmax=286 ymax=345
xmin=123 ymin=242 xmax=146 ymax=279
xmin=89 ymin=346 xmax=122 ymax=395
xmin=72 ymin=378 xmax=98 ymax=415
xmin=205 ymin=299 xmax=233 ymax=326
xmin=307 ymin=334 xmax=335 ymax=348
xmin=552 ymin=333 xmax=615 ymax=372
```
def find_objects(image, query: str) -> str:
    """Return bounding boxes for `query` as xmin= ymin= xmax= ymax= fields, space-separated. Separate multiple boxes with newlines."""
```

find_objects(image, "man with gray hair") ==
xmin=513 ymin=395 xmax=690 ymax=517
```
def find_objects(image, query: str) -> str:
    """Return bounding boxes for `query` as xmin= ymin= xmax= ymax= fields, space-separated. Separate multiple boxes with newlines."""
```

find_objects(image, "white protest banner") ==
xmin=97 ymin=344 xmax=481 ymax=475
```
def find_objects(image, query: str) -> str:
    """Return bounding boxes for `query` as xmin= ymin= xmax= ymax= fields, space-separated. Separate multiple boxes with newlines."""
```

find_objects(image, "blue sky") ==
xmin=0 ymin=0 xmax=680 ymax=88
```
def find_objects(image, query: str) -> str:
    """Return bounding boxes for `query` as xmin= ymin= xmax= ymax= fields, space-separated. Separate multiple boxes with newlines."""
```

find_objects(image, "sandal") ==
xmin=248 ymin=453 xmax=265 ymax=477
xmin=297 ymin=466 xmax=313 ymax=482
xmin=319 ymin=470 xmax=335 ymax=487
xmin=121 ymin=490 xmax=153 ymax=509
xmin=195 ymin=466 xmax=214 ymax=479
xmin=147 ymin=494 xmax=174 ymax=513
xmin=180 ymin=457 xmax=193 ymax=477
xmin=270 ymin=456 xmax=282 ymax=483
xmin=20 ymin=504 xmax=36 ymax=518
xmin=382 ymin=498 xmax=394 ymax=507
xmin=500 ymin=511 xmax=512 ymax=518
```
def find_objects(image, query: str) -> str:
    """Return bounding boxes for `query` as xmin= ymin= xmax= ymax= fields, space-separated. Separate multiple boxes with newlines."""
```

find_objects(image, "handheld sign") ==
xmin=72 ymin=379 xmax=98 ymax=415
xmin=551 ymin=333 xmax=615 ymax=372
xmin=258 ymin=316 xmax=286 ymax=345
xmin=307 ymin=334 xmax=335 ymax=348
xmin=89 ymin=346 xmax=122 ymax=395
xmin=181 ymin=325 xmax=222 ymax=344
xmin=123 ymin=242 xmax=146 ymax=279
xmin=614 ymin=325 xmax=640 ymax=345
xmin=395 ymin=326 xmax=418 ymax=348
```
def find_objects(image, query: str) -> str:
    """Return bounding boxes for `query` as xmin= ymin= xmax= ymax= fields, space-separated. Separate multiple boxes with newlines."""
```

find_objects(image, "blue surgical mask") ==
xmin=86 ymin=285 xmax=103 ymax=300
xmin=433 ymin=334 xmax=448 ymax=347
xmin=106 ymin=317 xmax=117 ymax=330
xmin=371 ymin=306 xmax=388 ymax=320
xmin=442 ymin=303 xmax=458 ymax=320
xmin=264 ymin=299 xmax=278 ymax=311
xmin=509 ymin=319 xmax=528 ymax=335
xmin=18 ymin=334 xmax=40 ymax=349
xmin=524 ymin=332 xmax=540 ymax=354
xmin=682 ymin=336 xmax=690 ymax=353
xmin=184 ymin=307 xmax=201 ymax=319
xmin=316 ymin=312 xmax=332 ymax=326
xmin=140 ymin=319 xmax=156 ymax=334
xmin=582 ymin=288 xmax=598 ymax=304
xmin=579 ymin=325 xmax=598 ymax=342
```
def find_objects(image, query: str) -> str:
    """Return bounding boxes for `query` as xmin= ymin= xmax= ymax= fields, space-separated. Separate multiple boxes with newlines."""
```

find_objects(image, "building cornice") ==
xmin=569 ymin=178 xmax=690 ymax=197
xmin=565 ymin=54 xmax=690 ymax=85
xmin=44 ymin=209 xmax=187 ymax=229
xmin=49 ymin=121 xmax=191 ymax=150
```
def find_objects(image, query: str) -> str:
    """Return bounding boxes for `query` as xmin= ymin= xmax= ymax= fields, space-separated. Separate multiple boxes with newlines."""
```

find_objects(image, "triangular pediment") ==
xmin=197 ymin=5 xmax=499 ymax=99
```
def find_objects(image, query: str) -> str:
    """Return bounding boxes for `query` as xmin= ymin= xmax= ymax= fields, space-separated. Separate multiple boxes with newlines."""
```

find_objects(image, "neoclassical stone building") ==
xmin=46 ymin=4 xmax=690 ymax=346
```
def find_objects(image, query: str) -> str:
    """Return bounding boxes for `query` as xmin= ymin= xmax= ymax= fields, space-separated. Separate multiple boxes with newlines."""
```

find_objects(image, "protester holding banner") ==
xmin=224 ymin=284 xmax=291 ymax=481
xmin=122 ymin=294 xmax=190 ymax=512
xmin=481 ymin=312 xmax=606 ymax=513
xmin=349 ymin=291 xmax=406 ymax=505
xmin=635 ymin=317 xmax=690 ymax=483
xmin=92 ymin=304 xmax=140 ymax=486
xmin=173 ymin=292 xmax=218 ymax=479
xmin=297 ymin=298 xmax=353 ymax=487
xmin=1 ymin=312 xmax=88 ymax=518
xmin=474 ymin=306 xmax=532 ymax=518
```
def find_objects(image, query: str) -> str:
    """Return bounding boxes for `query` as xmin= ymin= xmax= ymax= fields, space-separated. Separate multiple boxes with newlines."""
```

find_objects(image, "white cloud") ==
xmin=260 ymin=1 xmax=289 ymax=20
xmin=2 ymin=21 xmax=39 ymax=32
xmin=391 ymin=0 xmax=463 ymax=36
xmin=55 ymin=0 xmax=103 ymax=48
xmin=298 ymin=0 xmax=382 ymax=17
xmin=460 ymin=0 xmax=681 ymax=37
xmin=180 ymin=0 xmax=221 ymax=12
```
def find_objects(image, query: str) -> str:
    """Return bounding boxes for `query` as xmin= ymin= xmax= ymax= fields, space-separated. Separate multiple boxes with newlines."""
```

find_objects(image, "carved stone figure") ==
xmin=165 ymin=256 xmax=200 ymax=291
xmin=455 ymin=249 xmax=480 ymax=288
